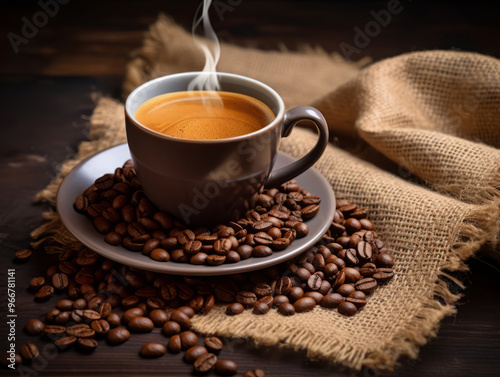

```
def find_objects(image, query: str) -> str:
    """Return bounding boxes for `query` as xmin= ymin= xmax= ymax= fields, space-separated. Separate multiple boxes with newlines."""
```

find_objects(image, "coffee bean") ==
xmin=256 ymin=295 xmax=274 ymax=307
xmin=251 ymin=301 xmax=269 ymax=314
xmin=293 ymin=297 xmax=316 ymax=313
xmin=272 ymin=295 xmax=289 ymax=308
xmin=338 ymin=301 xmax=358 ymax=316
xmin=354 ymin=277 xmax=378 ymax=293
xmin=29 ymin=276 xmax=45 ymax=290
xmin=182 ymin=345 xmax=207 ymax=364
xmin=106 ymin=313 xmax=121 ymax=328
xmin=66 ymin=324 xmax=95 ymax=338
xmin=162 ymin=321 xmax=181 ymax=337
xmin=83 ymin=309 xmax=101 ymax=321
xmin=161 ymin=284 xmax=177 ymax=302
xmin=343 ymin=267 xmax=361 ymax=283
xmin=206 ymin=254 xmax=226 ymax=265
xmin=332 ymin=270 xmax=346 ymax=290
xmin=55 ymin=336 xmax=77 ymax=350
xmin=226 ymin=302 xmax=244 ymax=315
xmin=373 ymin=268 xmax=394 ymax=283
xmin=91 ymin=319 xmax=110 ymax=335
xmin=376 ymin=253 xmax=394 ymax=268
xmin=107 ymin=327 xmax=130 ymax=345
xmin=168 ymin=334 xmax=182 ymax=353
xmin=150 ymin=248 xmax=170 ymax=262
xmin=236 ymin=291 xmax=257 ymax=307
xmin=253 ymin=232 xmax=273 ymax=245
xmin=356 ymin=241 xmax=372 ymax=260
xmin=54 ymin=311 xmax=70 ymax=325
xmin=43 ymin=325 xmax=66 ymax=336
xmin=307 ymin=274 xmax=322 ymax=291
xmin=293 ymin=222 xmax=309 ymax=238
xmin=320 ymin=293 xmax=344 ymax=308
xmin=360 ymin=262 xmax=376 ymax=276
xmin=128 ymin=316 xmax=154 ymax=333
xmin=15 ymin=248 xmax=32 ymax=261
xmin=345 ymin=248 xmax=359 ymax=266
xmin=75 ymin=195 xmax=89 ymax=213
xmin=140 ymin=342 xmax=166 ymax=358
xmin=301 ymin=204 xmax=320 ymax=219
xmin=215 ymin=360 xmax=238 ymax=376
xmin=244 ymin=369 xmax=266 ymax=377
xmin=277 ymin=302 xmax=295 ymax=316
xmin=288 ymin=286 xmax=304 ymax=302
xmin=252 ymin=245 xmax=272 ymax=257
xmin=149 ymin=309 xmax=169 ymax=327
xmin=25 ymin=319 xmax=44 ymax=335
xmin=194 ymin=353 xmax=217 ymax=373
xmin=275 ymin=277 xmax=292 ymax=295
xmin=204 ymin=336 xmax=223 ymax=353
xmin=337 ymin=284 xmax=355 ymax=297
xmin=345 ymin=297 xmax=367 ymax=308
xmin=170 ymin=309 xmax=191 ymax=330
xmin=359 ymin=218 xmax=374 ymax=230
xmin=20 ymin=343 xmax=39 ymax=361
xmin=35 ymin=285 xmax=54 ymax=300
xmin=304 ymin=291 xmax=324 ymax=304
xmin=77 ymin=338 xmax=98 ymax=352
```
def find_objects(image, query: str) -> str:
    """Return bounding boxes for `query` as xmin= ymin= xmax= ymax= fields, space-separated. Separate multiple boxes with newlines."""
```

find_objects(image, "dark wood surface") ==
xmin=1 ymin=1 xmax=500 ymax=376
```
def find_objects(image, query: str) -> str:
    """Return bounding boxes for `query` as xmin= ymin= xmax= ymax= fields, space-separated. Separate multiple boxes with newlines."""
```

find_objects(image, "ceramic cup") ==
xmin=125 ymin=72 xmax=329 ymax=225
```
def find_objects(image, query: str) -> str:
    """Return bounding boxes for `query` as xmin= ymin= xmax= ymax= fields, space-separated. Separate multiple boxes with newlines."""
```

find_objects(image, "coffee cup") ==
xmin=125 ymin=72 xmax=328 ymax=225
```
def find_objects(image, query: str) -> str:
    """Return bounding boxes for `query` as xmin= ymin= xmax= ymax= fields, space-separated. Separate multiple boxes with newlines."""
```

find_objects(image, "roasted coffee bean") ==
xmin=215 ymin=360 xmax=238 ymax=376
xmin=35 ymin=285 xmax=54 ymax=300
xmin=373 ymin=268 xmax=394 ymax=283
xmin=204 ymin=336 xmax=223 ymax=352
xmin=301 ymin=204 xmax=320 ymax=219
xmin=107 ymin=327 xmax=130 ymax=345
xmin=168 ymin=334 xmax=182 ymax=353
xmin=307 ymin=274 xmax=322 ymax=291
xmin=226 ymin=250 xmax=241 ymax=263
xmin=67 ymin=324 xmax=95 ymax=338
xmin=29 ymin=276 xmax=45 ymax=290
xmin=43 ymin=325 xmax=66 ymax=336
xmin=345 ymin=248 xmax=359 ymax=266
xmin=162 ymin=321 xmax=182 ymax=337
xmin=278 ymin=302 xmax=295 ymax=316
xmin=140 ymin=342 xmax=166 ymax=358
xmin=149 ymin=309 xmax=169 ymax=327
xmin=356 ymin=241 xmax=372 ymax=260
xmin=91 ymin=319 xmax=110 ymax=335
xmin=243 ymin=369 xmax=266 ymax=377
xmin=252 ymin=220 xmax=273 ymax=232
xmin=256 ymin=295 xmax=274 ymax=307
xmin=226 ymin=302 xmax=245 ymax=315
xmin=252 ymin=302 xmax=270 ymax=315
xmin=206 ymin=254 xmax=226 ymax=265
xmin=253 ymin=232 xmax=273 ymax=245
xmin=272 ymin=237 xmax=291 ymax=250
xmin=54 ymin=311 xmax=70 ymax=325
xmin=77 ymin=338 xmax=98 ymax=352
xmin=83 ymin=309 xmax=101 ymax=321
xmin=25 ymin=319 xmax=44 ymax=335
xmin=128 ymin=316 xmax=154 ymax=333
xmin=142 ymin=239 xmax=160 ymax=255
xmin=200 ymin=294 xmax=215 ymax=314
xmin=170 ymin=309 xmax=191 ymax=330
xmin=345 ymin=297 xmax=367 ymax=308
xmin=288 ymin=286 xmax=304 ymax=302
xmin=176 ymin=283 xmax=195 ymax=301
xmin=320 ymin=293 xmax=344 ymax=308
xmin=360 ymin=262 xmax=376 ymax=276
xmin=304 ymin=291 xmax=324 ymax=304
xmin=343 ymin=267 xmax=361 ymax=283
xmin=332 ymin=270 xmax=346 ymax=290
xmin=337 ymin=284 xmax=356 ymax=297
xmin=180 ymin=331 xmax=198 ymax=349
xmin=293 ymin=297 xmax=316 ymax=313
xmin=272 ymin=295 xmax=289 ymax=308
xmin=55 ymin=336 xmax=77 ymax=351
xmin=15 ymin=248 xmax=32 ymax=261
xmin=354 ymin=277 xmax=378 ymax=293
xmin=122 ymin=307 xmax=144 ymax=323
xmin=185 ymin=346 xmax=208 ymax=363
xmin=376 ymin=253 xmax=394 ymax=268
xmin=324 ymin=263 xmax=339 ymax=278
xmin=275 ymin=276 xmax=292 ymax=295
xmin=151 ymin=248 xmax=170 ymax=262
xmin=194 ymin=353 xmax=217 ymax=373
xmin=252 ymin=245 xmax=272 ymax=257
xmin=20 ymin=343 xmax=39 ymax=361
xmin=338 ymin=301 xmax=358 ymax=316
xmin=293 ymin=222 xmax=309 ymax=238
xmin=177 ymin=229 xmax=195 ymax=245
xmin=94 ymin=216 xmax=113 ymax=234
xmin=46 ymin=308 xmax=61 ymax=322
xmin=236 ymin=291 xmax=257 ymax=307
xmin=106 ymin=313 xmax=121 ymax=328
xmin=75 ymin=195 xmax=89 ymax=212
xmin=161 ymin=284 xmax=177 ymax=302
xmin=344 ymin=218 xmax=361 ymax=233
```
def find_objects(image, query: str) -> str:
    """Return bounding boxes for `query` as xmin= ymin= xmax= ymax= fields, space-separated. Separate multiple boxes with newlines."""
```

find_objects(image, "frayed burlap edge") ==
xmin=31 ymin=98 xmax=500 ymax=370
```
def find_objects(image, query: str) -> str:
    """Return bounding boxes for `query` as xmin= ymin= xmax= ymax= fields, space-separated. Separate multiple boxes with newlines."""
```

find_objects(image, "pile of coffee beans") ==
xmin=10 ymin=197 xmax=394 ymax=374
xmin=74 ymin=160 xmax=320 ymax=265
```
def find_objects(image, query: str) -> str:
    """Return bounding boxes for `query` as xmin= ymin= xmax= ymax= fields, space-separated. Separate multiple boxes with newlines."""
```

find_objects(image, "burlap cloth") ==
xmin=33 ymin=16 xmax=500 ymax=370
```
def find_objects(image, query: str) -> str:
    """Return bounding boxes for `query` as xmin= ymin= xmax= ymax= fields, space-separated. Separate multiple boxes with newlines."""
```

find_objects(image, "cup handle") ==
xmin=265 ymin=106 xmax=329 ymax=188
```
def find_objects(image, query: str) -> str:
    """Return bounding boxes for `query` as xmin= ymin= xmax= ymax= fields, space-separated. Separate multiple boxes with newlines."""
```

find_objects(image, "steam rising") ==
xmin=188 ymin=0 xmax=221 ymax=92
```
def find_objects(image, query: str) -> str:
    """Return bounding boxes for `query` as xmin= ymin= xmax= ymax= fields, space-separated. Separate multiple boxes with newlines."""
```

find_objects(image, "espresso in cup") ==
xmin=134 ymin=91 xmax=275 ymax=140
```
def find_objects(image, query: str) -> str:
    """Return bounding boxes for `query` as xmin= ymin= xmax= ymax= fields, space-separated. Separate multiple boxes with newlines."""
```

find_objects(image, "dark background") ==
xmin=1 ymin=1 xmax=500 ymax=376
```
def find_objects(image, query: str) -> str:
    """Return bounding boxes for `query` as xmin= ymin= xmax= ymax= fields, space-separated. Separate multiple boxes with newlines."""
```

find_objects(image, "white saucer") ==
xmin=57 ymin=143 xmax=335 ymax=276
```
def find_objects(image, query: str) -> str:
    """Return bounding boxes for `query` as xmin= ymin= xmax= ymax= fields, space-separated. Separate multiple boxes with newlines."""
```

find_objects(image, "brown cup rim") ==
xmin=125 ymin=71 xmax=286 ymax=144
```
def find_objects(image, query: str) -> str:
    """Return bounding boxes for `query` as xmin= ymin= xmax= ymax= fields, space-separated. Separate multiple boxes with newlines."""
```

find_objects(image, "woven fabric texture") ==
xmin=33 ymin=16 xmax=500 ymax=370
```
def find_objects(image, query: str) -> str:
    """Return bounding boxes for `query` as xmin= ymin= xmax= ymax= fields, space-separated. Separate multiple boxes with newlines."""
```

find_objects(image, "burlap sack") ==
xmin=33 ymin=16 xmax=500 ymax=370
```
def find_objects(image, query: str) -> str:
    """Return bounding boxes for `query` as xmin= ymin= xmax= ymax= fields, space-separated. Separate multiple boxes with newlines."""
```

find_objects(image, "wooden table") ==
xmin=1 ymin=1 xmax=499 ymax=376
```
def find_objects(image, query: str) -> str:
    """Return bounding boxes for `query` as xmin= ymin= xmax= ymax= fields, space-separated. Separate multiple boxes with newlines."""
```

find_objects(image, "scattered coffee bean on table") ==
xmin=74 ymin=160 xmax=321 ymax=265
xmin=15 ymin=193 xmax=394 ymax=376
